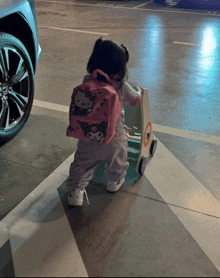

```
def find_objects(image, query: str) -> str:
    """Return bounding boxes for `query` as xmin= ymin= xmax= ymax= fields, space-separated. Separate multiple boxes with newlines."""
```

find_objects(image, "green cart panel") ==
xmin=123 ymin=102 xmax=142 ymax=134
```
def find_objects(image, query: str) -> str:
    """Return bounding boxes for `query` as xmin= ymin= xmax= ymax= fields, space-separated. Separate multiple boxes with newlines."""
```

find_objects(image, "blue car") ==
xmin=154 ymin=0 xmax=220 ymax=9
xmin=0 ymin=0 xmax=41 ymax=143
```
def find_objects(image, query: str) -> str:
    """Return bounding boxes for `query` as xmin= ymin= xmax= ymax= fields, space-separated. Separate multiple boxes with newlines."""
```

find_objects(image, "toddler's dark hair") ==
xmin=87 ymin=37 xmax=129 ymax=82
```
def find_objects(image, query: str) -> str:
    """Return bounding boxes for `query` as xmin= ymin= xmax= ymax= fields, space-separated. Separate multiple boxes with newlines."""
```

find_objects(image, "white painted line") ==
xmin=0 ymin=222 xmax=9 ymax=248
xmin=0 ymin=151 xmax=88 ymax=276
xmin=146 ymin=137 xmax=220 ymax=271
xmin=170 ymin=206 xmax=220 ymax=273
xmin=0 ymin=102 xmax=74 ymax=257
xmin=36 ymin=0 xmax=130 ymax=10
xmin=35 ymin=0 xmax=220 ymax=17
xmin=53 ymin=152 xmax=76 ymax=176
xmin=33 ymin=99 xmax=220 ymax=145
xmin=36 ymin=0 xmax=99 ymax=7
xmin=147 ymin=137 xmax=220 ymax=217
xmin=2 ymin=94 xmax=220 ymax=275
xmin=12 ymin=191 xmax=88 ymax=277
xmin=174 ymin=41 xmax=199 ymax=46
xmin=0 ymin=151 xmax=75 ymax=250
xmin=153 ymin=124 xmax=220 ymax=145
xmin=33 ymin=99 xmax=69 ymax=113
xmin=46 ymin=26 xmax=109 ymax=36
xmin=133 ymin=2 xmax=149 ymax=9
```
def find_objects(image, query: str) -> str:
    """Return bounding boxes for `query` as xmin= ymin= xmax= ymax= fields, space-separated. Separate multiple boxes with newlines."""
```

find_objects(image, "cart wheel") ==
xmin=150 ymin=139 xmax=157 ymax=156
xmin=138 ymin=156 xmax=148 ymax=175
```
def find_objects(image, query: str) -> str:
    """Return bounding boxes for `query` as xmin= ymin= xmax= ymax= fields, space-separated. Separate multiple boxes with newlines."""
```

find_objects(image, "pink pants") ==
xmin=67 ymin=116 xmax=129 ymax=191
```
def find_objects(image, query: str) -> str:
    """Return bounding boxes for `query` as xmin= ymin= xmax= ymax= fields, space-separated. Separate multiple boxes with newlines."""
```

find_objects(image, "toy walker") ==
xmin=124 ymin=87 xmax=157 ymax=176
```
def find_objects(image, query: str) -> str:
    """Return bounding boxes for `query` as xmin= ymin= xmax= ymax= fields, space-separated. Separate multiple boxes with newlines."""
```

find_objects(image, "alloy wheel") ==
xmin=0 ymin=47 xmax=30 ymax=131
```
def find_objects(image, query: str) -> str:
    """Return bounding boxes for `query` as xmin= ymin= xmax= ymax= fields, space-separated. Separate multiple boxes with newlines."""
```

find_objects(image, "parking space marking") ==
xmin=3 ymin=128 xmax=220 ymax=275
xmin=33 ymin=99 xmax=220 ymax=145
xmin=33 ymin=99 xmax=69 ymax=113
xmin=174 ymin=41 xmax=200 ymax=46
xmin=0 ymin=151 xmax=76 ymax=247
xmin=147 ymin=137 xmax=220 ymax=272
xmin=46 ymin=26 xmax=109 ymax=36
xmin=132 ymin=2 xmax=151 ymax=9
xmin=0 ymin=151 xmax=89 ymax=277
xmin=36 ymin=0 xmax=138 ymax=9
xmin=153 ymin=124 xmax=220 ymax=145
xmin=36 ymin=0 xmax=131 ymax=9
xmin=1 ymin=101 xmax=219 ymax=275
xmin=35 ymin=0 xmax=220 ymax=17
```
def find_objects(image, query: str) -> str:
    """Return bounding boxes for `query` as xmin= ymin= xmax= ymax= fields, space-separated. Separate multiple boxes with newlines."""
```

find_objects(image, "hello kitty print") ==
xmin=71 ymin=89 xmax=96 ymax=117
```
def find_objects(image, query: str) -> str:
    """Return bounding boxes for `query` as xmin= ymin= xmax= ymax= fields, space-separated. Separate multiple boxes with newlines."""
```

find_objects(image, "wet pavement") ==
xmin=0 ymin=0 xmax=219 ymax=219
xmin=0 ymin=0 xmax=220 ymax=276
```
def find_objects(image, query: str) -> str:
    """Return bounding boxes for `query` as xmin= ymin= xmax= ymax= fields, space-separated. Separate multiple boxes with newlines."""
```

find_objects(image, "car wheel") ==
xmin=0 ymin=33 xmax=34 ymax=143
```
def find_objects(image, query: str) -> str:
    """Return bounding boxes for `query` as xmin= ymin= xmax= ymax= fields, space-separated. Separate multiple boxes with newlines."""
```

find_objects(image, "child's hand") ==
xmin=133 ymin=86 xmax=142 ymax=97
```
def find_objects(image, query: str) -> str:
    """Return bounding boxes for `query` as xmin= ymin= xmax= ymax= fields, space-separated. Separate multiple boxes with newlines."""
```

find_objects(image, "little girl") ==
xmin=67 ymin=37 xmax=141 ymax=206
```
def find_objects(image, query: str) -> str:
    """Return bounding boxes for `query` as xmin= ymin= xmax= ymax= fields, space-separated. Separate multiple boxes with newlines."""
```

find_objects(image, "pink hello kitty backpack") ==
xmin=66 ymin=69 xmax=122 ymax=144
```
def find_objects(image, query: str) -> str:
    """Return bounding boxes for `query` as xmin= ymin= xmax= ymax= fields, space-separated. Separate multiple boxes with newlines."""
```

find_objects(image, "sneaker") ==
xmin=107 ymin=177 xmax=126 ymax=193
xmin=68 ymin=188 xmax=89 ymax=206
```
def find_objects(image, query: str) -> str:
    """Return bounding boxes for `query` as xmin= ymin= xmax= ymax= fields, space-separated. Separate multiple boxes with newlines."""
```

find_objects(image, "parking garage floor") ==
xmin=1 ymin=0 xmax=220 ymax=276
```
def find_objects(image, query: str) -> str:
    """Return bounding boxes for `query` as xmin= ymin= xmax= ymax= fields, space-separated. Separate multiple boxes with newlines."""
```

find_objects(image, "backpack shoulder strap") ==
xmin=91 ymin=69 xmax=115 ymax=85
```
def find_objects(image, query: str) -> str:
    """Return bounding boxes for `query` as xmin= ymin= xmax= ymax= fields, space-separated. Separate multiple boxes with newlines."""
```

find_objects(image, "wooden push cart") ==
xmin=124 ymin=87 xmax=157 ymax=176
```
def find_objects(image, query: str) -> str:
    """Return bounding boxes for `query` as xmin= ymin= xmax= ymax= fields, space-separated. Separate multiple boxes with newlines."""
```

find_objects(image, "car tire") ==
xmin=0 ymin=32 xmax=34 ymax=143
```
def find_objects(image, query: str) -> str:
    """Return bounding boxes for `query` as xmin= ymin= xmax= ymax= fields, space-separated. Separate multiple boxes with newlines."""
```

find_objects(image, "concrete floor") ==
xmin=1 ymin=0 xmax=220 ymax=276
xmin=59 ymin=181 xmax=220 ymax=277
xmin=1 ymin=0 xmax=220 ymax=222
